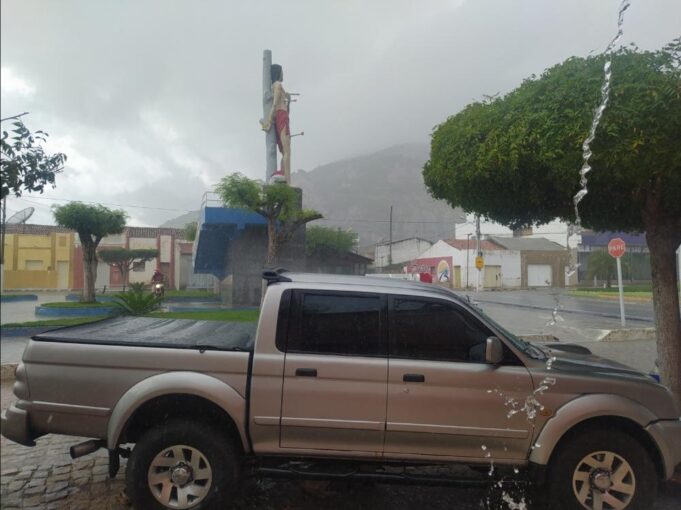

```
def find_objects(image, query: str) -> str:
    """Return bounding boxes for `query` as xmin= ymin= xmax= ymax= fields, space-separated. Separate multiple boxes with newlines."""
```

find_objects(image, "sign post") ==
xmin=608 ymin=238 xmax=626 ymax=327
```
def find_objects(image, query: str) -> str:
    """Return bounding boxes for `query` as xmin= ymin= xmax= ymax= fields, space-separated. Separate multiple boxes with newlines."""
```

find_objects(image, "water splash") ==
xmin=573 ymin=0 xmax=631 ymax=225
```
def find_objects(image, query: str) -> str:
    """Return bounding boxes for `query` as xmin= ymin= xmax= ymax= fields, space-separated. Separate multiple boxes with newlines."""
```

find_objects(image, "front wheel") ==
xmin=546 ymin=429 xmax=657 ymax=510
xmin=126 ymin=420 xmax=240 ymax=510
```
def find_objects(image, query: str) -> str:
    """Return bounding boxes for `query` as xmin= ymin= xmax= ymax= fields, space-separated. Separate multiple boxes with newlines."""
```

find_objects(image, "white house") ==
xmin=407 ymin=239 xmax=520 ymax=289
xmin=374 ymin=237 xmax=433 ymax=269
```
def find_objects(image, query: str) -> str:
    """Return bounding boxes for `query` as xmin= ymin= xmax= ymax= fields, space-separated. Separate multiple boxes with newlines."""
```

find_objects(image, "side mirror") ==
xmin=485 ymin=337 xmax=504 ymax=365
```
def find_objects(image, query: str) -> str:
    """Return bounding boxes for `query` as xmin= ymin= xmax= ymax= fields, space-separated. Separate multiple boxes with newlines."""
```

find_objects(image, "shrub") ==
xmin=113 ymin=288 xmax=163 ymax=316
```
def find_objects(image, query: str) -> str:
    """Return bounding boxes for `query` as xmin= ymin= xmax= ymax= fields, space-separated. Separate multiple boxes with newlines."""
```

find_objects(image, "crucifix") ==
xmin=260 ymin=50 xmax=303 ymax=185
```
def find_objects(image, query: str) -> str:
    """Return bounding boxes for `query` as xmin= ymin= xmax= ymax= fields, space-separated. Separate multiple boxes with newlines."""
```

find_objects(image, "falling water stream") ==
xmin=550 ymin=0 xmax=631 ymax=330
xmin=490 ymin=5 xmax=633 ymax=506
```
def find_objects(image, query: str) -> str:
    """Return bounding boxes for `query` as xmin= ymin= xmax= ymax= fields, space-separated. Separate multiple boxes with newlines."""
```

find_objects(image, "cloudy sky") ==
xmin=2 ymin=0 xmax=679 ymax=228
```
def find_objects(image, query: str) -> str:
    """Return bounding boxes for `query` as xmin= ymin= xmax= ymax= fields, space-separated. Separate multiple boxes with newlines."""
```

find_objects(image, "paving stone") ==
xmin=52 ymin=465 xmax=71 ymax=475
xmin=23 ymin=484 xmax=47 ymax=496
xmin=45 ymin=480 xmax=69 ymax=494
xmin=21 ymin=494 xmax=44 ymax=506
xmin=44 ymin=488 xmax=69 ymax=502
xmin=93 ymin=464 xmax=110 ymax=475
xmin=46 ymin=472 xmax=71 ymax=483
xmin=0 ymin=468 xmax=20 ymax=476
xmin=33 ymin=469 xmax=49 ymax=479
xmin=7 ymin=479 xmax=27 ymax=492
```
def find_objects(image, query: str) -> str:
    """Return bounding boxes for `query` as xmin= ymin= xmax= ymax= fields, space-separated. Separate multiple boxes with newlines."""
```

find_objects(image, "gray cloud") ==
xmin=2 ymin=0 xmax=679 ymax=226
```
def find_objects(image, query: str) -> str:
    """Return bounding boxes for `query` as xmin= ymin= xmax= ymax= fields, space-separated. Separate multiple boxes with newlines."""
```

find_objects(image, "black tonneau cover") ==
xmin=33 ymin=317 xmax=256 ymax=351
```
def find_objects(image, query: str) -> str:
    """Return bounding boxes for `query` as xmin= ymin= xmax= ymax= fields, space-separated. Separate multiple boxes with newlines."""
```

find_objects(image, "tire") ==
xmin=126 ymin=419 xmax=240 ymax=510
xmin=546 ymin=429 xmax=657 ymax=510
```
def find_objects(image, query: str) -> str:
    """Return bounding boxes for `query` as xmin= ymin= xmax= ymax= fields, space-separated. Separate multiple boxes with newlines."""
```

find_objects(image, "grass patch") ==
xmin=573 ymin=284 xmax=652 ymax=293
xmin=2 ymin=317 xmax=109 ymax=328
xmin=164 ymin=290 xmax=217 ymax=298
xmin=41 ymin=301 xmax=116 ymax=308
xmin=569 ymin=290 xmax=653 ymax=301
xmin=147 ymin=309 xmax=259 ymax=322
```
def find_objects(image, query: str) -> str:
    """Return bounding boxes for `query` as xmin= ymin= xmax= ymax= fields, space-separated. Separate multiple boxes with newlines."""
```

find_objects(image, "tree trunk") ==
xmin=645 ymin=226 xmax=681 ymax=408
xmin=82 ymin=243 xmax=98 ymax=303
xmin=266 ymin=218 xmax=278 ymax=266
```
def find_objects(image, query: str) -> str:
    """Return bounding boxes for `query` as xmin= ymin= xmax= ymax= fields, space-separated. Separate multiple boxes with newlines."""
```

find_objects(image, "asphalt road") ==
xmin=453 ymin=289 xmax=654 ymax=323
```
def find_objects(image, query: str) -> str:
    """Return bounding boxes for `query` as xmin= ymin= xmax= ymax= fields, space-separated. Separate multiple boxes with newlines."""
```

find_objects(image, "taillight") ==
xmin=13 ymin=363 xmax=29 ymax=400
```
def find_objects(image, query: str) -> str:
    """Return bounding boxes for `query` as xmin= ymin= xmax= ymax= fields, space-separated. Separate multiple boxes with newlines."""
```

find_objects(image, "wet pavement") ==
xmin=457 ymin=289 xmax=654 ymax=323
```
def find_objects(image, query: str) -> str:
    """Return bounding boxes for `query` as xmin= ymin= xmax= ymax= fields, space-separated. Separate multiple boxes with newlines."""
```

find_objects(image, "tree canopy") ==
xmin=215 ymin=174 xmax=322 ymax=264
xmin=98 ymin=248 xmax=159 ymax=290
xmin=423 ymin=40 xmax=681 ymax=404
xmin=53 ymin=202 xmax=127 ymax=302
xmin=1 ymin=120 xmax=67 ymax=200
xmin=53 ymin=203 xmax=127 ymax=245
xmin=423 ymin=42 xmax=681 ymax=233
xmin=306 ymin=226 xmax=358 ymax=258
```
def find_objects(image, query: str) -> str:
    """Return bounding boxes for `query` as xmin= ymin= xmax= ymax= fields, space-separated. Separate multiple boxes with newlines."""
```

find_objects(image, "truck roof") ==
xmin=271 ymin=271 xmax=468 ymax=303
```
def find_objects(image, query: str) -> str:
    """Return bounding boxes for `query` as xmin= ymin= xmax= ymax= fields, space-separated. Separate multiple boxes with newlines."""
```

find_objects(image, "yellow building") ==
xmin=2 ymin=225 xmax=75 ymax=290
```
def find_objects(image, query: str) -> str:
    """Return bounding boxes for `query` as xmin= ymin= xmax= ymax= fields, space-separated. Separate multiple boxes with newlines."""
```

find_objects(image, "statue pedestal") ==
xmin=227 ymin=187 xmax=306 ymax=306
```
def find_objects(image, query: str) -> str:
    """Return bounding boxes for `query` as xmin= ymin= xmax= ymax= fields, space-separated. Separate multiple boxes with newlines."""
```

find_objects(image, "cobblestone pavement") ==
xmin=2 ymin=383 xmax=680 ymax=509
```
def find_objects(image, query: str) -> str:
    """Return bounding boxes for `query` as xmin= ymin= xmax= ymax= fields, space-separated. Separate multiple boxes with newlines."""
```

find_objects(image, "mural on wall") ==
xmin=436 ymin=259 xmax=450 ymax=282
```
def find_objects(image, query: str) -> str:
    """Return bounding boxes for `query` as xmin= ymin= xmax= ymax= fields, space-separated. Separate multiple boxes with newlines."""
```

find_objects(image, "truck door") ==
xmin=384 ymin=296 xmax=534 ymax=461
xmin=280 ymin=290 xmax=388 ymax=454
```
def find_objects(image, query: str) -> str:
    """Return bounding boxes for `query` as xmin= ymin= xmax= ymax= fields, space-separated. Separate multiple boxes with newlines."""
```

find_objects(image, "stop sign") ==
xmin=608 ymin=238 xmax=626 ymax=258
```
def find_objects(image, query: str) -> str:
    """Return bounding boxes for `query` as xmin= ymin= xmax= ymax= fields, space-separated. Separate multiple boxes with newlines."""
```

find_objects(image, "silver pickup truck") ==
xmin=2 ymin=271 xmax=680 ymax=510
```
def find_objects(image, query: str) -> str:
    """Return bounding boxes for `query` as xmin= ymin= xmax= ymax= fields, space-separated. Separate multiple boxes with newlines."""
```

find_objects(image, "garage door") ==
xmin=527 ymin=264 xmax=552 ymax=287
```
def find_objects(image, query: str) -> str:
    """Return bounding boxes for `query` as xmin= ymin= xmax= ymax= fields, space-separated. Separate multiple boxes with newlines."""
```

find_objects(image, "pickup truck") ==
xmin=2 ymin=270 xmax=680 ymax=510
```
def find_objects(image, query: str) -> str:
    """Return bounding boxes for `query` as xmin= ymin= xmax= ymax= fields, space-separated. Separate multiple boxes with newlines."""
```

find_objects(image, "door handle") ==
xmin=295 ymin=368 xmax=318 ymax=377
xmin=403 ymin=373 xmax=425 ymax=383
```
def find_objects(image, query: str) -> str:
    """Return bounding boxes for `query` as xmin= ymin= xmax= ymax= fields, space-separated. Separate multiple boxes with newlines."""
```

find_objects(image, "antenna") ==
xmin=7 ymin=207 xmax=35 ymax=224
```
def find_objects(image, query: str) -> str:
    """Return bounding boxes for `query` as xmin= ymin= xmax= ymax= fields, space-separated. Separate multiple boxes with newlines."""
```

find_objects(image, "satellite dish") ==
xmin=7 ymin=207 xmax=35 ymax=224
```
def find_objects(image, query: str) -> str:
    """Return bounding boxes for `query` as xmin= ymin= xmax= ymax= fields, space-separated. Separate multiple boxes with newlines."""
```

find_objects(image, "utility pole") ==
xmin=466 ymin=232 xmax=471 ymax=289
xmin=388 ymin=206 xmax=393 ymax=268
xmin=262 ymin=50 xmax=277 ymax=182
xmin=475 ymin=215 xmax=482 ymax=292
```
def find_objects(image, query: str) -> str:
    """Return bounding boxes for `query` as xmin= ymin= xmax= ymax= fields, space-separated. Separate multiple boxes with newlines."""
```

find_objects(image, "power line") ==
xmin=11 ymin=195 xmax=194 ymax=213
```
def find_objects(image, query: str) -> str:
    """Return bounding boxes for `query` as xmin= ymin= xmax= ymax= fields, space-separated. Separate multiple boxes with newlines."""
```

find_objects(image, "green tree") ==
xmin=98 ymin=248 xmax=159 ymax=291
xmin=1 ymin=118 xmax=67 ymax=271
xmin=1 ymin=119 xmax=67 ymax=200
xmin=306 ymin=226 xmax=358 ymax=258
xmin=184 ymin=221 xmax=198 ymax=242
xmin=423 ymin=43 xmax=681 ymax=403
xmin=585 ymin=249 xmax=631 ymax=288
xmin=53 ymin=203 xmax=127 ymax=302
xmin=215 ymin=174 xmax=322 ymax=265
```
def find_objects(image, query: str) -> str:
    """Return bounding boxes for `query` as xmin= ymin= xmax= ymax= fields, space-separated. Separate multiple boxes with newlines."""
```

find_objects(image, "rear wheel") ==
xmin=126 ymin=419 xmax=240 ymax=510
xmin=546 ymin=430 xmax=657 ymax=510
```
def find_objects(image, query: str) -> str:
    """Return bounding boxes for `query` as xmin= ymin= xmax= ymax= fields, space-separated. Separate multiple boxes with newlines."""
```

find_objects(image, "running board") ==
xmin=257 ymin=467 xmax=528 ymax=488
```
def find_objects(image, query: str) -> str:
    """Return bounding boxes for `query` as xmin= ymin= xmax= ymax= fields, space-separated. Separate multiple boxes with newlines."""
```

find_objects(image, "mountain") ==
xmin=161 ymin=143 xmax=465 ymax=247
xmin=292 ymin=143 xmax=465 ymax=247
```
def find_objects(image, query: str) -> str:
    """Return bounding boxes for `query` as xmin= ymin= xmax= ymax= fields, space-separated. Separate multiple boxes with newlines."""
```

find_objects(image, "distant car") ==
xmin=3 ymin=271 xmax=680 ymax=510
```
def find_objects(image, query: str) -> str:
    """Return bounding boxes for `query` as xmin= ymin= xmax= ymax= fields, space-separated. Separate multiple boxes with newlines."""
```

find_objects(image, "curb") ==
xmin=0 ymin=363 xmax=18 ymax=381
xmin=0 ymin=326 xmax=54 ymax=337
xmin=0 ymin=294 xmax=39 ymax=302
xmin=35 ymin=305 xmax=117 ymax=317
xmin=598 ymin=328 xmax=656 ymax=342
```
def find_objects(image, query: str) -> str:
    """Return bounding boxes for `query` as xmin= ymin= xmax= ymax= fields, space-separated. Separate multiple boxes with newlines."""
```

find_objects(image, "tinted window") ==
xmin=391 ymin=297 xmax=491 ymax=362
xmin=287 ymin=292 xmax=383 ymax=356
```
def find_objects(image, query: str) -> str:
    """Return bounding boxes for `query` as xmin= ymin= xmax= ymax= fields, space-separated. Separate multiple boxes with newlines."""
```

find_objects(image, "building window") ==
xmin=25 ymin=260 xmax=43 ymax=271
xmin=133 ymin=261 xmax=146 ymax=272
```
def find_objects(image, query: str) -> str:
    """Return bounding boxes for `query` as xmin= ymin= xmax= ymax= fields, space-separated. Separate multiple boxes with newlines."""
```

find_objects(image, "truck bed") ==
xmin=33 ymin=316 xmax=256 ymax=352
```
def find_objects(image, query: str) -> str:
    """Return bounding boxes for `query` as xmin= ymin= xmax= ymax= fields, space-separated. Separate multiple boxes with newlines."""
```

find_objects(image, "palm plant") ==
xmin=113 ymin=288 xmax=163 ymax=316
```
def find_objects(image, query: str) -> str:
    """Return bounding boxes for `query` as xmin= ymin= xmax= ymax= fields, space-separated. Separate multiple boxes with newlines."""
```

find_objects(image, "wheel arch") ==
xmin=530 ymin=394 xmax=665 ymax=479
xmin=107 ymin=371 xmax=248 ymax=451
